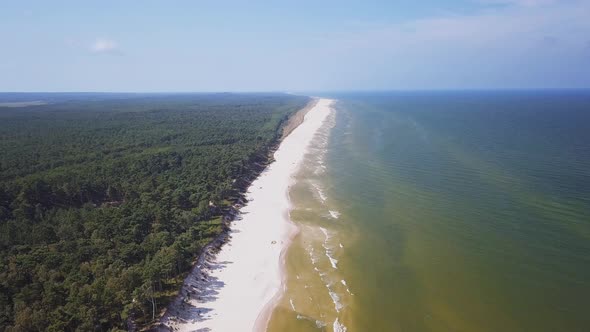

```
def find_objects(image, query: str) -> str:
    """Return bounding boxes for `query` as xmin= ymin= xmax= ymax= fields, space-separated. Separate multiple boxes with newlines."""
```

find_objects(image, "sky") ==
xmin=1 ymin=0 xmax=589 ymax=92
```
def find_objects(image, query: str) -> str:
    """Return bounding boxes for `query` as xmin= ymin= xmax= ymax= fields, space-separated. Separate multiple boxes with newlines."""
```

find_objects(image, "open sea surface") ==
xmin=267 ymin=91 xmax=590 ymax=332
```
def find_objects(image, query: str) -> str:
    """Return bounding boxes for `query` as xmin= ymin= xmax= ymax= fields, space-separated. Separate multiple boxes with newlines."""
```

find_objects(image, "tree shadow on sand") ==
xmin=158 ymin=255 xmax=234 ymax=331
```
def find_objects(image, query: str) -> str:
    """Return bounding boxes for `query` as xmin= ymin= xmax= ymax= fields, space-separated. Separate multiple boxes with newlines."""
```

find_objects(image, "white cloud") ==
xmin=90 ymin=38 xmax=119 ymax=54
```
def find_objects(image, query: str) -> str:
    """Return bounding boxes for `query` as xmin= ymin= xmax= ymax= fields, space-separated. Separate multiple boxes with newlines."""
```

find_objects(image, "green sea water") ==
xmin=267 ymin=91 xmax=590 ymax=332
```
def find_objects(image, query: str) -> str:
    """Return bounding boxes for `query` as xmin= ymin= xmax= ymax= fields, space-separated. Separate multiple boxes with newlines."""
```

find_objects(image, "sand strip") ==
xmin=160 ymin=98 xmax=334 ymax=332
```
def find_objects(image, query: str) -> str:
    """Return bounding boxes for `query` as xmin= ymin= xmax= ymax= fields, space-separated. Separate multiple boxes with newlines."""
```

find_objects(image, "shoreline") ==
xmin=251 ymin=198 xmax=299 ymax=332
xmin=159 ymin=98 xmax=334 ymax=332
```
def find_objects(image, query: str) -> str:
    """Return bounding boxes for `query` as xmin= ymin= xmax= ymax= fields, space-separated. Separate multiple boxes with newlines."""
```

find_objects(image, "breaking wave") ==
xmin=333 ymin=318 xmax=348 ymax=332
xmin=329 ymin=210 xmax=341 ymax=219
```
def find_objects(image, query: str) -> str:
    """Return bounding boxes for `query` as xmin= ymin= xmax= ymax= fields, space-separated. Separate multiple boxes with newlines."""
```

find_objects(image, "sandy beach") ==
xmin=160 ymin=98 xmax=334 ymax=332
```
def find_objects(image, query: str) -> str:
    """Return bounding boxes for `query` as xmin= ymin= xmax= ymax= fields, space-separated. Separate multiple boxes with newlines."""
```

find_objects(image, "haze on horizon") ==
xmin=1 ymin=0 xmax=589 ymax=92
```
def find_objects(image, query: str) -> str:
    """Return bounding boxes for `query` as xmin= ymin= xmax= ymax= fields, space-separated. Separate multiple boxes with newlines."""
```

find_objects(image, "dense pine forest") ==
xmin=0 ymin=93 xmax=309 ymax=331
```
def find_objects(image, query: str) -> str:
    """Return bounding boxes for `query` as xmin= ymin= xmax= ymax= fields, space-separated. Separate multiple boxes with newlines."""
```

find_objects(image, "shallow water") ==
xmin=267 ymin=91 xmax=590 ymax=332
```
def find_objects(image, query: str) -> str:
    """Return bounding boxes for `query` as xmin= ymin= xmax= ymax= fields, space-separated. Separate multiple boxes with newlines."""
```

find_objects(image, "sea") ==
xmin=267 ymin=90 xmax=590 ymax=332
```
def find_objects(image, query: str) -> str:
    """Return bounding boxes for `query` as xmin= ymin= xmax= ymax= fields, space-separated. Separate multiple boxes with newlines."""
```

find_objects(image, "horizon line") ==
xmin=1 ymin=88 xmax=590 ymax=94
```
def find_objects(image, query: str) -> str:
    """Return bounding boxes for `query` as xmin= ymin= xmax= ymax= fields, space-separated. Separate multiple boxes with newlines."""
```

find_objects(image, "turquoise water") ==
xmin=269 ymin=91 xmax=590 ymax=332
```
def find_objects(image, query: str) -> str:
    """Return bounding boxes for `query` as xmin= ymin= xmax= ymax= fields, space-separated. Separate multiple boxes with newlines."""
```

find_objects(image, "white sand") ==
xmin=160 ymin=98 xmax=334 ymax=332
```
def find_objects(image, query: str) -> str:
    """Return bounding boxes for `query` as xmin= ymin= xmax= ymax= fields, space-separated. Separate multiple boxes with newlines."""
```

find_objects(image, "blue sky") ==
xmin=1 ymin=0 xmax=589 ymax=91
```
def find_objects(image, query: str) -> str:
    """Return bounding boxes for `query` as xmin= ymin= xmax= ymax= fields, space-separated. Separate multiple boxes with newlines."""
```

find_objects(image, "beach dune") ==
xmin=161 ymin=98 xmax=334 ymax=331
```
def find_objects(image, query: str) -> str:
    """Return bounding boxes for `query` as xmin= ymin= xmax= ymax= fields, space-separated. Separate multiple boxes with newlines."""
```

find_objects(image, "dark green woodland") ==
xmin=0 ymin=93 xmax=309 ymax=331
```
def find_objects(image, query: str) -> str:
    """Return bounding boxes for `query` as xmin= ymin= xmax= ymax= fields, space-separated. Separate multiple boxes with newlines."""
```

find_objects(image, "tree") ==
xmin=0 ymin=93 xmax=309 ymax=330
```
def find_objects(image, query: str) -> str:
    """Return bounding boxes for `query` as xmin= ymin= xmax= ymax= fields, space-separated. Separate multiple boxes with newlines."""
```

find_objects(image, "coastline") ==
xmin=281 ymin=98 xmax=319 ymax=140
xmin=159 ymin=98 xmax=334 ymax=332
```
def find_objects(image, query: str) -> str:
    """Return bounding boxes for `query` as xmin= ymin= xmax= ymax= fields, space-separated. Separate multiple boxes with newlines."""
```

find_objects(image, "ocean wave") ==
xmin=341 ymin=279 xmax=353 ymax=295
xmin=296 ymin=314 xmax=327 ymax=329
xmin=310 ymin=181 xmax=327 ymax=202
xmin=320 ymin=227 xmax=338 ymax=269
xmin=329 ymin=291 xmax=344 ymax=313
xmin=320 ymin=227 xmax=330 ymax=239
xmin=325 ymin=248 xmax=338 ymax=269
xmin=314 ymin=163 xmax=327 ymax=175
xmin=313 ymin=249 xmax=344 ymax=314
xmin=289 ymin=298 xmax=296 ymax=311
xmin=308 ymin=246 xmax=319 ymax=265
xmin=329 ymin=210 xmax=340 ymax=219
xmin=333 ymin=318 xmax=348 ymax=332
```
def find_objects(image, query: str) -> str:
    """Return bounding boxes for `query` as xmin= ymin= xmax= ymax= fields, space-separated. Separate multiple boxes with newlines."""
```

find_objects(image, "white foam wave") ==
xmin=333 ymin=318 xmax=348 ymax=332
xmin=325 ymin=250 xmax=338 ymax=269
xmin=320 ymin=227 xmax=330 ymax=240
xmin=308 ymin=246 xmax=319 ymax=265
xmin=289 ymin=298 xmax=296 ymax=311
xmin=329 ymin=210 xmax=341 ymax=219
xmin=310 ymin=181 xmax=327 ymax=202
xmin=329 ymin=291 xmax=344 ymax=312
xmin=319 ymin=227 xmax=338 ymax=269
xmin=296 ymin=314 xmax=327 ymax=329
xmin=313 ymin=153 xmax=327 ymax=175
xmin=341 ymin=280 xmax=352 ymax=295
xmin=316 ymin=228 xmax=338 ymax=269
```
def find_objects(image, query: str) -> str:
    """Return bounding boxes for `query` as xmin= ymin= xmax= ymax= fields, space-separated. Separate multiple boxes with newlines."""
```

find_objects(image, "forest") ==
xmin=0 ymin=93 xmax=309 ymax=331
